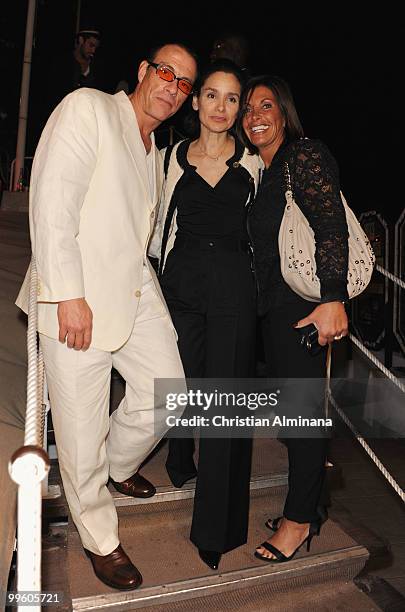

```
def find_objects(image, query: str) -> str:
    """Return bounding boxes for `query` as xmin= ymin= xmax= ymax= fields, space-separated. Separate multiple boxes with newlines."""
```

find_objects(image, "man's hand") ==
xmin=294 ymin=302 xmax=348 ymax=346
xmin=57 ymin=298 xmax=93 ymax=350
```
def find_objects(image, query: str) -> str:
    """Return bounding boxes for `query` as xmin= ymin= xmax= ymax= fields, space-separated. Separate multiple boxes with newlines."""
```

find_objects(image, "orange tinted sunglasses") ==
xmin=147 ymin=61 xmax=193 ymax=95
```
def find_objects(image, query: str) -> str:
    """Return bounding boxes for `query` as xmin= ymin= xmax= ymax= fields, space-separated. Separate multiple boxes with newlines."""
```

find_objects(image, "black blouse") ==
xmin=174 ymin=139 xmax=251 ymax=240
xmin=248 ymin=138 xmax=349 ymax=315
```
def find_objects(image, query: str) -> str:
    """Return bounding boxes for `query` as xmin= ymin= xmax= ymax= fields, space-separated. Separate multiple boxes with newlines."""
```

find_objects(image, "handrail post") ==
xmin=9 ymin=446 xmax=50 ymax=611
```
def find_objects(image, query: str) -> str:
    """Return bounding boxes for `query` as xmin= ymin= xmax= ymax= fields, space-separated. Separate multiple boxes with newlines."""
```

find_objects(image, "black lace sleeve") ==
xmin=288 ymin=139 xmax=349 ymax=303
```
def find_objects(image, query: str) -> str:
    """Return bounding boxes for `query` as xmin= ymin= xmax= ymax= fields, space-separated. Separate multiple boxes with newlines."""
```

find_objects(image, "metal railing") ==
xmin=9 ymin=157 xmax=34 ymax=191
xmin=7 ymin=122 xmax=185 ymax=192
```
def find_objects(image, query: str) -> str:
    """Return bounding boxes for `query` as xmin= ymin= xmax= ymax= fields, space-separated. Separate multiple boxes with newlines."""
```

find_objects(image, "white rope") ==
xmin=348 ymin=333 xmax=405 ymax=395
xmin=341 ymin=256 xmax=405 ymax=503
xmin=345 ymin=329 xmax=405 ymax=502
xmin=24 ymin=259 xmax=41 ymax=446
xmin=9 ymin=257 xmax=49 ymax=605
xmin=329 ymin=393 xmax=405 ymax=502
xmin=376 ymin=264 xmax=405 ymax=290
xmin=37 ymin=346 xmax=46 ymax=448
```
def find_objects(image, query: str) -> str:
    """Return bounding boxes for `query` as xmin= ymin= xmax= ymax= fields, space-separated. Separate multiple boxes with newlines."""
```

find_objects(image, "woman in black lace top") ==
xmin=238 ymin=75 xmax=349 ymax=563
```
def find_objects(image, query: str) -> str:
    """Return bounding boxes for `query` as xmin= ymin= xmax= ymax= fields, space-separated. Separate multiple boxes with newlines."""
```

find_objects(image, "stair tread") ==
xmin=139 ymin=437 xmax=289 ymax=488
xmin=68 ymin=488 xmax=368 ymax=607
xmin=48 ymin=437 xmax=290 ymax=515
xmin=132 ymin=578 xmax=381 ymax=612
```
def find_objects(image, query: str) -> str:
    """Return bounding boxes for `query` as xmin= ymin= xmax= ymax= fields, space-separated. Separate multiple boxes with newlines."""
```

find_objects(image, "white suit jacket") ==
xmin=16 ymin=89 xmax=170 ymax=351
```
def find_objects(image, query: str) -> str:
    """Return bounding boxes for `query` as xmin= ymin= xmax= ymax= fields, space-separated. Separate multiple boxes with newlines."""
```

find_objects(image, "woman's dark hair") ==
xmin=236 ymin=75 xmax=305 ymax=154
xmin=183 ymin=58 xmax=246 ymax=137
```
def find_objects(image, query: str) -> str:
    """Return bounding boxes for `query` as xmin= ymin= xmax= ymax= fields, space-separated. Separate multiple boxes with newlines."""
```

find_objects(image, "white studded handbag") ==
xmin=278 ymin=163 xmax=375 ymax=302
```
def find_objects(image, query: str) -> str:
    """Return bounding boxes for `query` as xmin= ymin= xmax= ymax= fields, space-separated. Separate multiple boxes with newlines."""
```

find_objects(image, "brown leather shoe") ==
xmin=84 ymin=544 xmax=142 ymax=590
xmin=110 ymin=472 xmax=156 ymax=498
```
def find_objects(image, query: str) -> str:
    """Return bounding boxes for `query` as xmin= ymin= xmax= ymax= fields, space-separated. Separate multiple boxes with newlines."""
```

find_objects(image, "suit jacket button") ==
xmin=135 ymin=290 xmax=141 ymax=298
xmin=150 ymin=211 xmax=155 ymax=218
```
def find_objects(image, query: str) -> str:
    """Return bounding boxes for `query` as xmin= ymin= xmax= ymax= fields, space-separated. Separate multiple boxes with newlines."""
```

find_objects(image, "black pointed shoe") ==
xmin=198 ymin=548 xmax=221 ymax=570
xmin=165 ymin=463 xmax=197 ymax=489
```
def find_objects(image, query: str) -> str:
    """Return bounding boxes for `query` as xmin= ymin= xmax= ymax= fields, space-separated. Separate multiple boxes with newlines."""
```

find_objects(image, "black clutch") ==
xmin=296 ymin=323 xmax=323 ymax=356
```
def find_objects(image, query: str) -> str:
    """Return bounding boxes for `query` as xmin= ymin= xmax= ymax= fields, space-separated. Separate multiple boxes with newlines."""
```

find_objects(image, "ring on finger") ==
xmin=334 ymin=334 xmax=343 ymax=340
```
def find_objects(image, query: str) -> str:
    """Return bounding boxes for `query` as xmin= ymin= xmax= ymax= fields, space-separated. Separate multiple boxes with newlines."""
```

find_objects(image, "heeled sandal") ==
xmin=264 ymin=516 xmax=283 ymax=532
xmin=254 ymin=521 xmax=320 ymax=564
xmin=265 ymin=507 xmax=328 ymax=533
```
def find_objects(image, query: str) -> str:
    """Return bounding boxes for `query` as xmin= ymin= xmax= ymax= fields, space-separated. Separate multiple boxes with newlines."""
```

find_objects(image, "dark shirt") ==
xmin=71 ymin=58 xmax=99 ymax=91
xmin=174 ymin=139 xmax=251 ymax=240
xmin=46 ymin=54 xmax=103 ymax=118
xmin=248 ymin=138 xmax=349 ymax=315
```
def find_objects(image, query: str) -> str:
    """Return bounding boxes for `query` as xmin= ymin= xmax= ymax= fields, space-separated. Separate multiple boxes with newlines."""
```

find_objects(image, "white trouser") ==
xmin=40 ymin=266 xmax=185 ymax=555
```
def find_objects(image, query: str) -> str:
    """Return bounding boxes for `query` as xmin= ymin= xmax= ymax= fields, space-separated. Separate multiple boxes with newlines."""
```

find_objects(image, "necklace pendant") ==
xmin=198 ymin=140 xmax=227 ymax=162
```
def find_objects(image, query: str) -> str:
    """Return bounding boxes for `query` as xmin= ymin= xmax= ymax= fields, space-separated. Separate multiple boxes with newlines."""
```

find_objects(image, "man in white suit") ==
xmin=16 ymin=43 xmax=197 ymax=590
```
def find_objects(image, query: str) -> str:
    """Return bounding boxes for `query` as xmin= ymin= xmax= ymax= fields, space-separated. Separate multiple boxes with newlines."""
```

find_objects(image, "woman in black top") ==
xmin=149 ymin=60 xmax=261 ymax=570
xmin=238 ymin=75 xmax=349 ymax=563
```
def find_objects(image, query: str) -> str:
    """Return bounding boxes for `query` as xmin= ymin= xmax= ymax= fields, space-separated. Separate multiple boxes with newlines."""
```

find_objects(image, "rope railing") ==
xmin=25 ymin=260 xmax=41 ymax=445
xmin=348 ymin=333 xmax=405 ymax=394
xmin=328 ymin=263 xmax=405 ymax=504
xmin=329 ymin=393 xmax=405 ymax=502
xmin=36 ymin=346 xmax=46 ymax=448
xmin=376 ymin=264 xmax=405 ymax=290
xmin=9 ymin=258 xmax=50 ymax=611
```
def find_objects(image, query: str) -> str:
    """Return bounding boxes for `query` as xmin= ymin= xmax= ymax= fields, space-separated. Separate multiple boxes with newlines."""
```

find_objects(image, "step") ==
xmin=45 ymin=437 xmax=343 ymax=516
xmin=0 ymin=191 xmax=29 ymax=212
xmin=112 ymin=473 xmax=289 ymax=508
xmin=136 ymin=437 xmax=289 ymax=492
xmin=68 ymin=487 xmax=369 ymax=611
xmin=125 ymin=576 xmax=381 ymax=612
xmin=44 ymin=438 xmax=290 ymax=515
xmin=71 ymin=553 xmax=372 ymax=611
xmin=42 ymin=535 xmax=376 ymax=611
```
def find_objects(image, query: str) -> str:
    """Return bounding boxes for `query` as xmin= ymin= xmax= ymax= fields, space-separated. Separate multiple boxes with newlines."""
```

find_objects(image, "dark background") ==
xmin=0 ymin=1 xmax=398 ymax=219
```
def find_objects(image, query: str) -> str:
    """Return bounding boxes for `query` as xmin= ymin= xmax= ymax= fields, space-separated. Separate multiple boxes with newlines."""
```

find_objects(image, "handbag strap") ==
xmin=163 ymin=143 xmax=175 ymax=179
xmin=324 ymin=344 xmax=332 ymax=420
xmin=284 ymin=161 xmax=292 ymax=193
xmin=283 ymin=161 xmax=294 ymax=211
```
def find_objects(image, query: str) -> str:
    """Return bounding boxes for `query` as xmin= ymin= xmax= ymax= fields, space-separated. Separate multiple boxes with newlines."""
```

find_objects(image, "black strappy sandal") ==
xmin=254 ymin=522 xmax=320 ymax=563
xmin=265 ymin=506 xmax=328 ymax=533
xmin=264 ymin=516 xmax=283 ymax=532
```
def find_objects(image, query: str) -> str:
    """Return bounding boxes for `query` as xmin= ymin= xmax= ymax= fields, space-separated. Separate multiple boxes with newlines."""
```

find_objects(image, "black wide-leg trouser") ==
xmin=161 ymin=238 xmax=256 ymax=553
xmin=261 ymin=299 xmax=329 ymax=524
